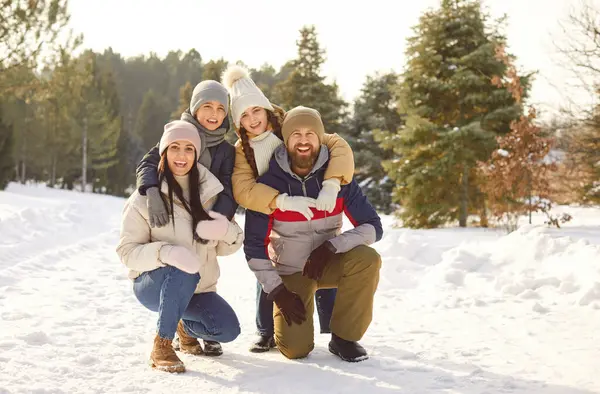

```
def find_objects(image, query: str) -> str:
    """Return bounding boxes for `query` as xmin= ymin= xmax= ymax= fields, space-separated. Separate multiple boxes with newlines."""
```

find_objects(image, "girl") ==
xmin=117 ymin=120 xmax=243 ymax=373
xmin=222 ymin=65 xmax=356 ymax=352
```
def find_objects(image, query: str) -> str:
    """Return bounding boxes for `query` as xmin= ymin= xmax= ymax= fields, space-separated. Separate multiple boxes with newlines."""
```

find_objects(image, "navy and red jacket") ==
xmin=244 ymin=144 xmax=383 ymax=293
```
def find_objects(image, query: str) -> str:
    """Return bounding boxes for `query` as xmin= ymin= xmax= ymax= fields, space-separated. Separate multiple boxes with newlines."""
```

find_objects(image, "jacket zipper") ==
xmin=299 ymin=176 xmax=314 ymax=250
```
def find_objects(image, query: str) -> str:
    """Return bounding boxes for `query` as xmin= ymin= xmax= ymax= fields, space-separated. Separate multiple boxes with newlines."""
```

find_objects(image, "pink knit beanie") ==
xmin=159 ymin=120 xmax=202 ymax=156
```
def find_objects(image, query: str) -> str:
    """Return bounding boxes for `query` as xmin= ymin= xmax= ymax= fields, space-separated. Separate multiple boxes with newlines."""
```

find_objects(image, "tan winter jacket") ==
xmin=116 ymin=164 xmax=243 ymax=293
xmin=232 ymin=104 xmax=356 ymax=215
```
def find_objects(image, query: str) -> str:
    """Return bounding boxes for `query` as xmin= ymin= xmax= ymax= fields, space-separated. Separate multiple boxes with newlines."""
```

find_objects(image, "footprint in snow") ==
xmin=532 ymin=302 xmax=550 ymax=314
xmin=0 ymin=341 xmax=17 ymax=350
xmin=1 ymin=311 xmax=32 ymax=321
xmin=19 ymin=331 xmax=51 ymax=345
xmin=77 ymin=354 xmax=99 ymax=366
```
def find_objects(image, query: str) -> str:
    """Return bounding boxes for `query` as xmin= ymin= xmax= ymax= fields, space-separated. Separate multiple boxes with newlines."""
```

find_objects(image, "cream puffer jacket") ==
xmin=116 ymin=164 xmax=243 ymax=293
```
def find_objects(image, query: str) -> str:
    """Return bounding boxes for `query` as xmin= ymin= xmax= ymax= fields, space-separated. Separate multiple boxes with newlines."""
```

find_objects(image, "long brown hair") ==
xmin=239 ymin=109 xmax=282 ymax=179
xmin=158 ymin=151 xmax=212 ymax=242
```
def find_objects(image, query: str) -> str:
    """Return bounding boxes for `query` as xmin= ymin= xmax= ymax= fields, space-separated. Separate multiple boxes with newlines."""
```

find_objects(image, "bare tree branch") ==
xmin=552 ymin=0 xmax=600 ymax=119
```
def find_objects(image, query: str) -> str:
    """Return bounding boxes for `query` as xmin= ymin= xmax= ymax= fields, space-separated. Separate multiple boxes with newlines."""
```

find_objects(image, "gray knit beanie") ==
xmin=189 ymin=80 xmax=229 ymax=117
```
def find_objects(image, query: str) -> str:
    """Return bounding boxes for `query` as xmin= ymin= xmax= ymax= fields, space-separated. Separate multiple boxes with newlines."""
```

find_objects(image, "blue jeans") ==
xmin=255 ymin=281 xmax=337 ymax=336
xmin=133 ymin=266 xmax=240 ymax=342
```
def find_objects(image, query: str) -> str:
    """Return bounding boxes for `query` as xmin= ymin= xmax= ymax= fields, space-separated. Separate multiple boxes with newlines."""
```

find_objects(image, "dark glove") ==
xmin=269 ymin=284 xmax=306 ymax=326
xmin=147 ymin=187 xmax=169 ymax=228
xmin=303 ymin=240 xmax=337 ymax=280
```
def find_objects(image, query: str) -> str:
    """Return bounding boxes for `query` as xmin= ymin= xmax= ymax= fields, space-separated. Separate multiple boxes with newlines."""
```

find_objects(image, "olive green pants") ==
xmin=273 ymin=245 xmax=382 ymax=359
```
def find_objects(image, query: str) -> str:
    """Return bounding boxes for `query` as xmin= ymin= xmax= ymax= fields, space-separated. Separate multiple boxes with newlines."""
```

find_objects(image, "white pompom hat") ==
xmin=222 ymin=64 xmax=274 ymax=128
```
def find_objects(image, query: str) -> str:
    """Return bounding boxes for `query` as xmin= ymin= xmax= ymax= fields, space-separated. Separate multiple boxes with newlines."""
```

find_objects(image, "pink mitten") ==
xmin=159 ymin=245 xmax=199 ymax=274
xmin=195 ymin=211 xmax=229 ymax=241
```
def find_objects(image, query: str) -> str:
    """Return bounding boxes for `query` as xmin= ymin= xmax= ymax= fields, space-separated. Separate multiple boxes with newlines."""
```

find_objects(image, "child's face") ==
xmin=240 ymin=106 xmax=269 ymax=136
xmin=166 ymin=141 xmax=196 ymax=176
xmin=195 ymin=101 xmax=227 ymax=131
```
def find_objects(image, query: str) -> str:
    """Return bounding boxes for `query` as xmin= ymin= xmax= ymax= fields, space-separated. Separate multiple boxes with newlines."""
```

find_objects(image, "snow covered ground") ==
xmin=0 ymin=182 xmax=599 ymax=393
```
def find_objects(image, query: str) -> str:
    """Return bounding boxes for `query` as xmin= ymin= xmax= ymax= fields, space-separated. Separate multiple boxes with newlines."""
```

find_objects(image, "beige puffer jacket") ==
xmin=116 ymin=164 xmax=243 ymax=293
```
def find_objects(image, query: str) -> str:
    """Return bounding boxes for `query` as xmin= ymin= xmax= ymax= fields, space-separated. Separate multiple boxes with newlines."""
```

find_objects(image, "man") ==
xmin=243 ymin=106 xmax=383 ymax=362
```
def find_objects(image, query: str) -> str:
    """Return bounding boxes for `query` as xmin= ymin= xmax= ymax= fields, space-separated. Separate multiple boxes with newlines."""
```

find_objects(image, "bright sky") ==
xmin=67 ymin=0 xmax=580 ymax=120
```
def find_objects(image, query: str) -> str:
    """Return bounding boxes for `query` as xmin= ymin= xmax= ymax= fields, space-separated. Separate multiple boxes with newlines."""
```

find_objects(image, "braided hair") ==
xmin=239 ymin=109 xmax=282 ymax=179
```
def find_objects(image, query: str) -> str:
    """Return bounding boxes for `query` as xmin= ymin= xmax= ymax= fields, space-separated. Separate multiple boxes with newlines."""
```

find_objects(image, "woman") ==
xmin=116 ymin=120 xmax=243 ymax=373
xmin=222 ymin=65 xmax=356 ymax=353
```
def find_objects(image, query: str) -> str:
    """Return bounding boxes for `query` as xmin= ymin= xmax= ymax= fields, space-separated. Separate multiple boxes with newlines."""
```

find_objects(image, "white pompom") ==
xmin=222 ymin=65 xmax=250 ymax=90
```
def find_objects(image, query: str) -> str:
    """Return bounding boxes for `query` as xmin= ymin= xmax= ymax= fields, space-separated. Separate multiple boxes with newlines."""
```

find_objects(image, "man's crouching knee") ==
xmin=361 ymin=245 xmax=382 ymax=268
xmin=347 ymin=245 xmax=382 ymax=270
xmin=276 ymin=338 xmax=314 ymax=360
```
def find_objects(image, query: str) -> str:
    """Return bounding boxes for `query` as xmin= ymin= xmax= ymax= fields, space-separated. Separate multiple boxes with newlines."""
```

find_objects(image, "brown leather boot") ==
xmin=176 ymin=320 xmax=203 ymax=355
xmin=150 ymin=335 xmax=185 ymax=373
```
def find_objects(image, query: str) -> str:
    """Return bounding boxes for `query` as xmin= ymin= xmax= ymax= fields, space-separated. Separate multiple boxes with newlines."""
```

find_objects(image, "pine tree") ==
xmin=272 ymin=25 xmax=347 ymax=135
xmin=346 ymin=72 xmax=404 ymax=213
xmin=0 ymin=112 xmax=14 ymax=190
xmin=165 ymin=49 xmax=203 ymax=106
xmin=0 ymin=0 xmax=79 ymax=95
xmin=560 ymin=111 xmax=600 ymax=204
xmin=250 ymin=64 xmax=278 ymax=99
xmin=134 ymin=90 xmax=169 ymax=151
xmin=202 ymin=59 xmax=228 ymax=82
xmin=2 ymin=72 xmax=51 ymax=184
xmin=576 ymin=127 xmax=600 ymax=203
xmin=104 ymin=117 xmax=131 ymax=196
xmin=67 ymin=52 xmax=123 ymax=192
xmin=93 ymin=66 xmax=122 ymax=190
xmin=171 ymin=81 xmax=193 ymax=120
xmin=39 ymin=50 xmax=86 ymax=188
xmin=375 ymin=0 xmax=525 ymax=228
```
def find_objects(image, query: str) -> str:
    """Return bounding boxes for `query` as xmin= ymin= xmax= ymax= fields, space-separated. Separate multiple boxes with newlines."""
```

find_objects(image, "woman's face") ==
xmin=166 ymin=141 xmax=196 ymax=176
xmin=240 ymin=106 xmax=269 ymax=136
xmin=195 ymin=101 xmax=227 ymax=131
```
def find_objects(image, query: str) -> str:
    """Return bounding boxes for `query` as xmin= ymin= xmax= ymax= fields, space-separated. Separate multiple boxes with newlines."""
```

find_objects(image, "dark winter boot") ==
xmin=249 ymin=335 xmax=276 ymax=353
xmin=202 ymin=340 xmax=223 ymax=356
xmin=150 ymin=335 xmax=186 ymax=373
xmin=328 ymin=333 xmax=368 ymax=362
xmin=175 ymin=321 xmax=203 ymax=355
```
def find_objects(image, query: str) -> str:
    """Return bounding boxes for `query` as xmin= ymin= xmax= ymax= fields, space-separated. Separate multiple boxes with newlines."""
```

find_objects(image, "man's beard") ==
xmin=289 ymin=145 xmax=319 ymax=170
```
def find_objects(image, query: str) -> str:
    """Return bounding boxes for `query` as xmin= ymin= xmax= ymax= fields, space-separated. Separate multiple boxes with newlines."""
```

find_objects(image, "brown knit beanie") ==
xmin=281 ymin=106 xmax=325 ymax=146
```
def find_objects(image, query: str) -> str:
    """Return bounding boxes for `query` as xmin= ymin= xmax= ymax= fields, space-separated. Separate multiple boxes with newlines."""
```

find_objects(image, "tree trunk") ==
xmin=50 ymin=155 xmax=56 ymax=187
xmin=82 ymin=117 xmax=87 ymax=192
xmin=49 ymin=103 xmax=57 ymax=188
xmin=20 ymin=160 xmax=26 ymax=183
xmin=480 ymin=198 xmax=489 ymax=227
xmin=19 ymin=124 xmax=26 ymax=184
xmin=528 ymin=171 xmax=532 ymax=224
xmin=459 ymin=162 xmax=469 ymax=227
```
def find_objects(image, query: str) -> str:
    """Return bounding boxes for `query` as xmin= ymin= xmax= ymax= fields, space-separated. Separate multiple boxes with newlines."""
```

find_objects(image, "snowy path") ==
xmin=0 ymin=183 xmax=598 ymax=393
